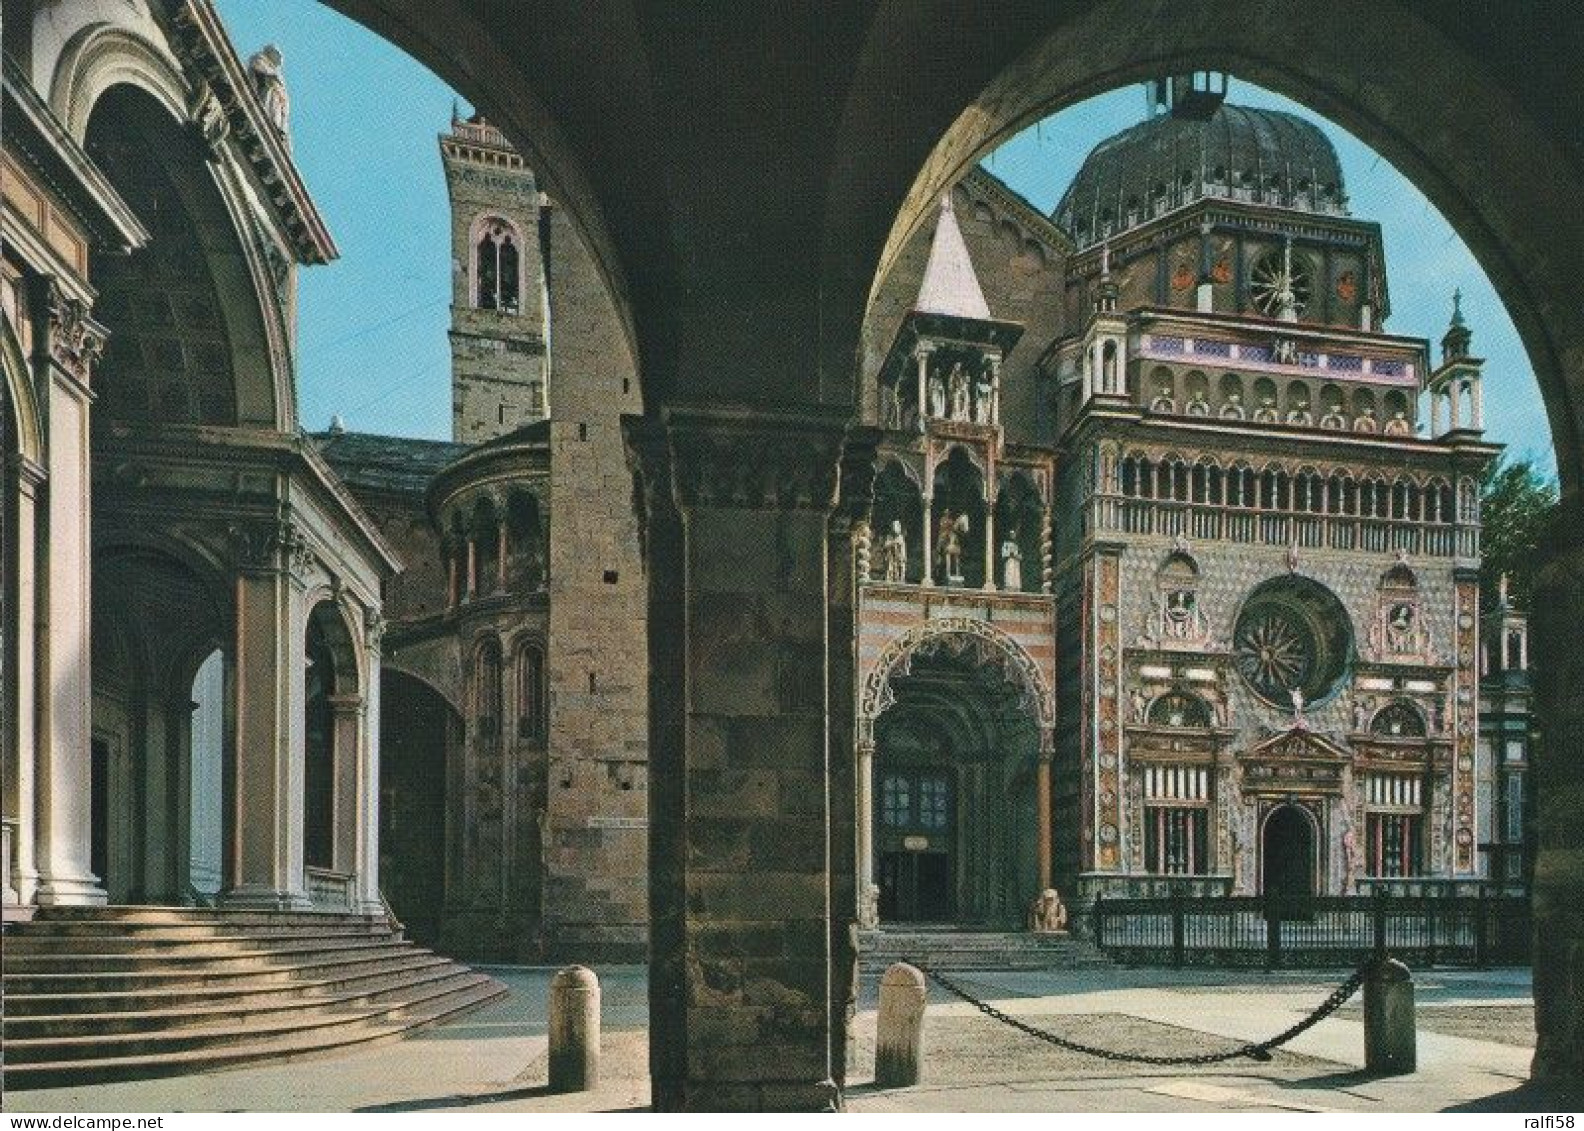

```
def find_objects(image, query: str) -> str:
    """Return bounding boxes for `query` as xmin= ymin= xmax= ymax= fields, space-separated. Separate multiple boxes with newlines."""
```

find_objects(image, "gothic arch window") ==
xmin=1148 ymin=691 xmax=1213 ymax=728
xmin=472 ymin=636 xmax=504 ymax=741
xmin=473 ymin=216 xmax=523 ymax=313
xmin=1161 ymin=455 xmax=1189 ymax=501
xmin=1228 ymin=462 xmax=1255 ymax=508
xmin=1371 ymin=700 xmax=1426 ymax=737
xmin=516 ymin=641 xmax=547 ymax=742
xmin=1295 ymin=467 xmax=1323 ymax=513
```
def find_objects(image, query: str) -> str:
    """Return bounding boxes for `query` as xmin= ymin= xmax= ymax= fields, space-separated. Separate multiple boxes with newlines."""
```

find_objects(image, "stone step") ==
xmin=2 ymin=947 xmax=437 ymax=995
xmin=29 ymin=907 xmax=382 ymax=929
xmin=860 ymin=931 xmax=1115 ymax=972
xmin=3 ymin=937 xmax=416 ymax=974
xmin=4 ymin=966 xmax=485 ymax=1039
xmin=4 ymin=926 xmax=396 ymax=951
xmin=1 ymin=953 xmax=458 ymax=1016
xmin=1 ymin=977 xmax=506 ymax=1090
xmin=2 ymin=969 xmax=501 ymax=1065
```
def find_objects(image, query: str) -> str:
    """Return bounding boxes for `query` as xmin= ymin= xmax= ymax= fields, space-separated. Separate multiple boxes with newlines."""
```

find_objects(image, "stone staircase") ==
xmin=860 ymin=928 xmax=1115 ymax=974
xmin=0 ymin=906 xmax=507 ymax=1090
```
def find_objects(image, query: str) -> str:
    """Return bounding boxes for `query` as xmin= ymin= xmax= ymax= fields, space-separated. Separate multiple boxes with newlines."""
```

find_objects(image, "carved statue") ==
xmin=1253 ymin=395 xmax=1280 ymax=423
xmin=948 ymin=363 xmax=971 ymax=421
xmin=974 ymin=371 xmax=994 ymax=423
xmin=1028 ymin=888 xmax=1068 ymax=934
xmin=1285 ymin=403 xmax=1313 ymax=426
xmin=1354 ymin=697 xmax=1371 ymax=732
xmin=881 ymin=520 xmax=907 ymax=583
xmin=1186 ymin=392 xmax=1210 ymax=416
xmin=1131 ymin=686 xmax=1149 ymax=723
xmin=1001 ymin=531 xmax=1022 ymax=591
xmin=1220 ymin=391 xmax=1246 ymax=419
xmin=1149 ymin=384 xmax=1175 ymax=414
xmin=1320 ymin=407 xmax=1348 ymax=430
xmin=1353 ymin=407 xmax=1379 ymax=432
xmin=938 ymin=511 xmax=969 ymax=581
xmin=1384 ymin=410 xmax=1413 ymax=436
xmin=1290 ymin=687 xmax=1307 ymax=727
xmin=928 ymin=368 xmax=947 ymax=419
xmin=248 ymin=45 xmax=291 ymax=135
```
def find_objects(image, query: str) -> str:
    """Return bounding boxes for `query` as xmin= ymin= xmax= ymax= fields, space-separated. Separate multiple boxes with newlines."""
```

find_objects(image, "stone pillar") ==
xmin=549 ymin=965 xmax=601 ymax=1092
xmin=982 ymin=484 xmax=996 ymax=592
xmin=1471 ymin=378 xmax=1485 ymax=430
xmin=914 ymin=346 xmax=929 ymax=427
xmin=329 ymin=693 xmax=363 ymax=878
xmin=629 ymin=406 xmax=849 ymax=1111
xmin=465 ymin=537 xmax=478 ymax=600
xmin=29 ymin=281 xmax=105 ymax=905
xmin=1364 ymin=958 xmax=1416 ymax=1075
xmin=856 ymin=741 xmax=877 ymax=929
xmin=223 ymin=521 xmax=310 ymax=909
xmin=827 ymin=429 xmax=876 ymax=1088
xmin=1040 ymin=508 xmax=1054 ymax=595
xmin=4 ymin=454 xmax=44 ymax=904
xmin=1430 ymin=391 xmax=1443 ymax=436
xmin=1530 ymin=498 xmax=1584 ymax=1083
xmin=988 ymin=357 xmax=1002 ymax=426
xmin=875 ymin=963 xmax=927 ymax=1087
xmin=496 ymin=519 xmax=509 ymax=592
xmin=1036 ymin=744 xmax=1054 ymax=892
xmin=356 ymin=613 xmax=384 ymax=912
xmin=921 ymin=491 xmax=934 ymax=587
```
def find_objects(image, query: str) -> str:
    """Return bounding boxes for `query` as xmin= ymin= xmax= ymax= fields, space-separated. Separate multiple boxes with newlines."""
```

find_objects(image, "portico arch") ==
xmin=857 ymin=618 xmax=1055 ymax=929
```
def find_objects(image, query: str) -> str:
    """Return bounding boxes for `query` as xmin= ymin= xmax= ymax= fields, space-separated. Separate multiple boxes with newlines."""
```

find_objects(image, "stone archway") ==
xmin=217 ymin=0 xmax=1584 ymax=1102
xmin=857 ymin=617 xmax=1055 ymax=929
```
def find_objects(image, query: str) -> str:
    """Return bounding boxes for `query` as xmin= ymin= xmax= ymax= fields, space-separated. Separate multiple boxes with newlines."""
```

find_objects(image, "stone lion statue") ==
xmin=1028 ymin=888 xmax=1068 ymax=934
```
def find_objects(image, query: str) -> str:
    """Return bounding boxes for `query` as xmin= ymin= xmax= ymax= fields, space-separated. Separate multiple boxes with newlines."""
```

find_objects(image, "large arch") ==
xmin=859 ymin=616 xmax=1055 ymax=738
xmin=82 ymin=81 xmax=288 ymax=430
xmin=257 ymin=0 xmax=1584 ymax=1103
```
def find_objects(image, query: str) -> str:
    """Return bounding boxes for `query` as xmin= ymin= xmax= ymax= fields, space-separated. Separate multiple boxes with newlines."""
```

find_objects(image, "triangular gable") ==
xmin=1246 ymin=726 xmax=1352 ymax=762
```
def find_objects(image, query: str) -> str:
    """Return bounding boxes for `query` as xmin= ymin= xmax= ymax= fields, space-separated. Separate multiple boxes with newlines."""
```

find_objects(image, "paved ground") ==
xmin=8 ymin=964 xmax=1577 ymax=1113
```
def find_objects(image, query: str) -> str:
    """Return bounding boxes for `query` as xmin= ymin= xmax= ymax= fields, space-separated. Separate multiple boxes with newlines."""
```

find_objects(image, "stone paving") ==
xmin=8 ymin=963 xmax=1577 ymax=1114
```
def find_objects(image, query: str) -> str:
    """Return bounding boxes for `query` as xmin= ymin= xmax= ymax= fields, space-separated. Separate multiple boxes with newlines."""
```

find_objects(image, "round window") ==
xmin=1233 ymin=576 xmax=1354 ymax=707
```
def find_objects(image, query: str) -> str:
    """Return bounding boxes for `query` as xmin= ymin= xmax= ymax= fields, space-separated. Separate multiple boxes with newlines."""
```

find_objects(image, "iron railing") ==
xmin=1092 ymin=890 xmax=1530 ymax=969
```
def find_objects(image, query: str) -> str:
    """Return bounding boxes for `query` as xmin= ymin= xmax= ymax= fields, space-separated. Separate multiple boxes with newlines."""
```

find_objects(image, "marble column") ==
xmin=4 ymin=454 xmax=44 ymax=904
xmin=921 ymin=491 xmax=934 ymax=586
xmin=29 ymin=281 xmax=105 ymax=905
xmin=356 ymin=613 xmax=384 ymax=912
xmin=855 ymin=741 xmax=877 ymax=928
xmin=222 ymin=521 xmax=310 ymax=909
xmin=628 ymin=406 xmax=850 ymax=1112
xmin=1036 ymin=740 xmax=1054 ymax=892
xmin=1528 ymin=497 xmax=1584 ymax=1082
xmin=827 ymin=429 xmax=876 ymax=1086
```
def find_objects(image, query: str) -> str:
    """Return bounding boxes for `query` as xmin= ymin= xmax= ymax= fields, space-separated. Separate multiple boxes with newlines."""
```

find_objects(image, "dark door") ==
xmin=875 ymin=769 xmax=955 ymax=923
xmin=90 ymin=737 xmax=110 ymax=885
xmin=1262 ymin=804 xmax=1315 ymax=913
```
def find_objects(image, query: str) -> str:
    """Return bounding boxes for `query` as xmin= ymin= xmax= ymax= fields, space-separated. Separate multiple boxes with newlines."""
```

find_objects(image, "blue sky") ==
xmin=213 ymin=1 xmax=1554 ymax=473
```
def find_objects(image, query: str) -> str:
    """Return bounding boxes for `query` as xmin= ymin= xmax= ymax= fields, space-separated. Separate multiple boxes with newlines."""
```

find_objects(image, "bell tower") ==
xmin=440 ymin=111 xmax=549 ymax=442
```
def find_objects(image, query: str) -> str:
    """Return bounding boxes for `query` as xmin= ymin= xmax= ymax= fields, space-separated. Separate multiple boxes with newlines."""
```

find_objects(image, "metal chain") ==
xmin=914 ymin=960 xmax=1371 ymax=1066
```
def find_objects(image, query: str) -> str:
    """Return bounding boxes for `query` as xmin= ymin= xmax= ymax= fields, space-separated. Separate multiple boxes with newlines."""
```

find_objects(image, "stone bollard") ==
xmin=548 ymin=965 xmax=600 ymax=1092
xmin=1363 ymin=957 xmax=1416 ymax=1075
xmin=875 ymin=962 xmax=927 ymax=1088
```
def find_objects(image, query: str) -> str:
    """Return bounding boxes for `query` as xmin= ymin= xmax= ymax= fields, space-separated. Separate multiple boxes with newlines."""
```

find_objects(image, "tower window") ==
xmin=473 ymin=217 xmax=523 ymax=313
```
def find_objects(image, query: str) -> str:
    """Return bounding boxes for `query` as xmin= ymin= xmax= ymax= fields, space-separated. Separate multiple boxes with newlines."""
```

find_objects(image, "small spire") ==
xmin=328 ymin=414 xmax=346 ymax=435
xmin=914 ymin=193 xmax=991 ymax=321
xmin=1442 ymin=289 xmax=1472 ymax=361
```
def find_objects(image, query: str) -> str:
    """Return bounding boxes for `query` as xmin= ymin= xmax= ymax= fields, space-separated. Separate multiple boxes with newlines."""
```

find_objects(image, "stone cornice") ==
xmin=663 ymin=405 xmax=851 ymax=511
